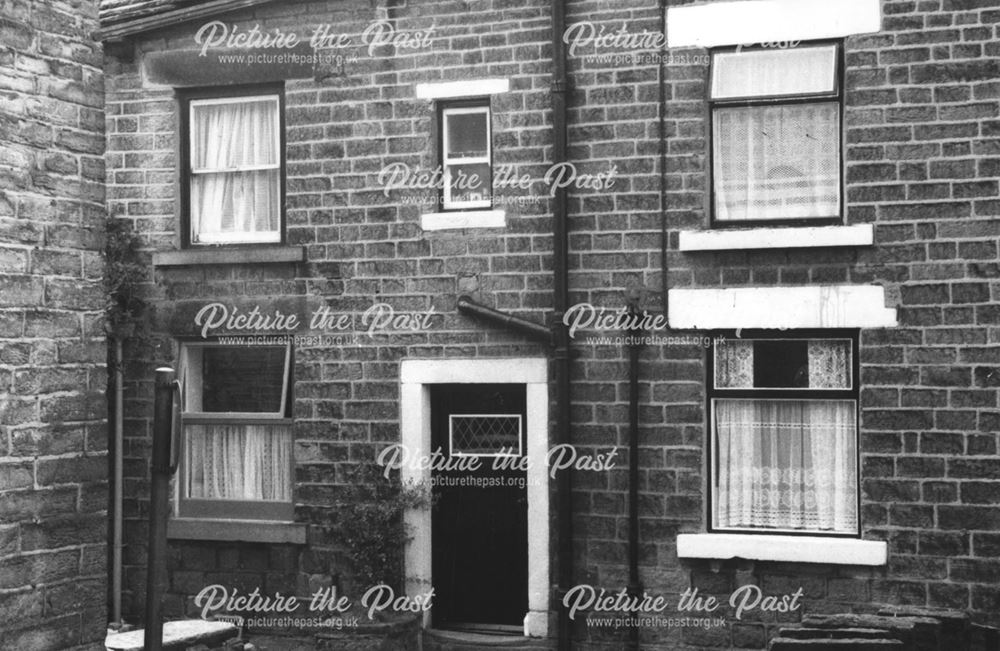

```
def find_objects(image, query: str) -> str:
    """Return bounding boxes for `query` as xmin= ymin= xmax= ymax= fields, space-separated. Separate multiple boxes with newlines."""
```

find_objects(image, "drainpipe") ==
xmin=659 ymin=0 xmax=670 ymax=318
xmin=550 ymin=0 xmax=572 ymax=648
xmin=113 ymin=339 xmax=124 ymax=625
xmin=626 ymin=299 xmax=645 ymax=651
xmin=457 ymin=296 xmax=553 ymax=345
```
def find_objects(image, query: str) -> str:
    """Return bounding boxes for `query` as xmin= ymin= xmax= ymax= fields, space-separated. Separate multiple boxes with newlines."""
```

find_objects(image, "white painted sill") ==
xmin=678 ymin=224 xmax=874 ymax=252
xmin=677 ymin=533 xmax=887 ymax=566
xmin=415 ymin=78 xmax=510 ymax=99
xmin=421 ymin=209 xmax=506 ymax=231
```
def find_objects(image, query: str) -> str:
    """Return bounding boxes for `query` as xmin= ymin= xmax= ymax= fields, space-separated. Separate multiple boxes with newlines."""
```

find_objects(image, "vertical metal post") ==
xmin=145 ymin=367 xmax=176 ymax=651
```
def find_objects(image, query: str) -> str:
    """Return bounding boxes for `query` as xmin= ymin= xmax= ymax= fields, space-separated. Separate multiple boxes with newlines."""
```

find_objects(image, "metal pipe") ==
xmin=144 ymin=367 xmax=176 ymax=651
xmin=457 ymin=296 xmax=553 ymax=345
xmin=660 ymin=0 xmax=670 ymax=319
xmin=550 ymin=0 xmax=572 ymax=648
xmin=626 ymin=303 xmax=644 ymax=651
xmin=113 ymin=339 xmax=124 ymax=625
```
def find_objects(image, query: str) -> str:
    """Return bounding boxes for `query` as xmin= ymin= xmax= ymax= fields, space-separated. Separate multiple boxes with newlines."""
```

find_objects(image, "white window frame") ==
xmin=175 ymin=341 xmax=293 ymax=521
xmin=441 ymin=104 xmax=492 ymax=211
xmin=709 ymin=42 xmax=843 ymax=226
xmin=187 ymin=93 xmax=282 ymax=245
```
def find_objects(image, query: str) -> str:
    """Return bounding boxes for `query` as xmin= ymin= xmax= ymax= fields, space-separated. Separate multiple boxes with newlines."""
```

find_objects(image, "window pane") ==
xmin=711 ymin=46 xmax=837 ymax=99
xmin=200 ymin=346 xmax=286 ymax=413
xmin=191 ymin=97 xmax=278 ymax=170
xmin=446 ymin=111 xmax=489 ymax=158
xmin=753 ymin=340 xmax=809 ymax=388
xmin=191 ymin=169 xmax=280 ymax=242
xmin=715 ymin=338 xmax=852 ymax=389
xmin=445 ymin=162 xmax=491 ymax=205
xmin=714 ymin=399 xmax=857 ymax=533
xmin=450 ymin=415 xmax=522 ymax=456
xmin=185 ymin=423 xmax=291 ymax=501
xmin=713 ymin=103 xmax=840 ymax=222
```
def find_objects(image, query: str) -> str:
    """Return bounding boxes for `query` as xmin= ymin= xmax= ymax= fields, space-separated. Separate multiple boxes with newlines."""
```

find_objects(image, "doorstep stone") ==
xmin=770 ymin=639 xmax=903 ymax=650
xmin=105 ymin=620 xmax=238 ymax=651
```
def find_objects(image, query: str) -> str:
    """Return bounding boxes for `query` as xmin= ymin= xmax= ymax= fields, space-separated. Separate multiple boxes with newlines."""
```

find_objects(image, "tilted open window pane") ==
xmin=711 ymin=46 xmax=838 ymax=99
xmin=189 ymin=95 xmax=281 ymax=244
xmin=713 ymin=103 xmax=840 ymax=222
xmin=713 ymin=399 xmax=858 ymax=534
xmin=183 ymin=345 xmax=289 ymax=414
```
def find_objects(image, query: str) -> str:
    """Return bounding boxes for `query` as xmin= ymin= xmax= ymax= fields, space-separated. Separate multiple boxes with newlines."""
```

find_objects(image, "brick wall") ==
xmin=652 ymin=0 xmax=1000 ymax=647
xmin=0 ymin=0 xmax=108 ymax=649
xmin=105 ymin=0 xmax=559 ymax=621
xmin=103 ymin=0 xmax=1000 ymax=648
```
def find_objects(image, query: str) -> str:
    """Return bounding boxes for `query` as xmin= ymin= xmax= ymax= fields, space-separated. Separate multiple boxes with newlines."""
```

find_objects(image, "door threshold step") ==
xmin=423 ymin=628 xmax=555 ymax=649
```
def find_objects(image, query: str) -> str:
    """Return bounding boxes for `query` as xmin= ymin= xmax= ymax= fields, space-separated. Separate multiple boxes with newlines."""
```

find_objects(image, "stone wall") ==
xmin=0 ymin=0 xmax=108 ymax=649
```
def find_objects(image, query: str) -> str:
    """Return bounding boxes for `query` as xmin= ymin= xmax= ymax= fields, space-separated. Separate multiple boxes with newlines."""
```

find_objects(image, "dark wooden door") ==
xmin=431 ymin=384 xmax=528 ymax=630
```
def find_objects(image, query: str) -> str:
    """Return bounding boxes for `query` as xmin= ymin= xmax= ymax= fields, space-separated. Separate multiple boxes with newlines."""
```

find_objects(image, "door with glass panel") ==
xmin=430 ymin=384 xmax=528 ymax=632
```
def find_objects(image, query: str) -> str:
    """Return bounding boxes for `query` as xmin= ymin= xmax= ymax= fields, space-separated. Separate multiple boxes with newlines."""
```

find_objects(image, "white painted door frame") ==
xmin=399 ymin=358 xmax=550 ymax=638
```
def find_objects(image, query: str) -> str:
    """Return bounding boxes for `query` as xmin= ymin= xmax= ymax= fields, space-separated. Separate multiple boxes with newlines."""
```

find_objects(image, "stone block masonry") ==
xmin=0 ymin=0 xmax=108 ymax=649
xmin=101 ymin=0 xmax=1000 ymax=648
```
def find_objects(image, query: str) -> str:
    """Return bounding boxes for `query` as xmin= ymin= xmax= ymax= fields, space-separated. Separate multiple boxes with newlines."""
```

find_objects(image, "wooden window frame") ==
xmin=706 ymin=329 xmax=861 ymax=537
xmin=707 ymin=41 xmax=845 ymax=228
xmin=178 ymin=83 xmax=286 ymax=248
xmin=438 ymin=99 xmax=493 ymax=212
xmin=176 ymin=341 xmax=294 ymax=521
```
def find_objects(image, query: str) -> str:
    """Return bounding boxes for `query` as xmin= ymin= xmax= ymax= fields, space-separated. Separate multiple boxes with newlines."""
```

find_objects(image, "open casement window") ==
xmin=709 ymin=333 xmax=859 ymax=535
xmin=440 ymin=102 xmax=492 ymax=211
xmin=177 ymin=342 xmax=293 ymax=520
xmin=710 ymin=44 xmax=842 ymax=225
xmin=184 ymin=89 xmax=283 ymax=245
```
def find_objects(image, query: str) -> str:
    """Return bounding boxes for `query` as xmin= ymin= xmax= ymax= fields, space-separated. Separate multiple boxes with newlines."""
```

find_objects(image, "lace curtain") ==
xmin=716 ymin=339 xmax=851 ymax=389
xmin=714 ymin=103 xmax=840 ymax=222
xmin=716 ymin=339 xmax=754 ymax=388
xmin=808 ymin=339 xmax=851 ymax=388
xmin=715 ymin=399 xmax=857 ymax=532
xmin=190 ymin=98 xmax=280 ymax=242
xmin=185 ymin=423 xmax=291 ymax=502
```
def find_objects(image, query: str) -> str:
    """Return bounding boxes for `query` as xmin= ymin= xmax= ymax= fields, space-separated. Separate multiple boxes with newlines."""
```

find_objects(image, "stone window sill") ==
xmin=678 ymin=224 xmax=874 ymax=252
xmin=420 ymin=210 xmax=506 ymax=231
xmin=153 ymin=245 xmax=306 ymax=267
xmin=677 ymin=533 xmax=887 ymax=566
xmin=167 ymin=517 xmax=307 ymax=544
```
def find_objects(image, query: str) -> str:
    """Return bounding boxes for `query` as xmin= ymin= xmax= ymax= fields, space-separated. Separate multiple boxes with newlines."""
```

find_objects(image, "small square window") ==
xmin=440 ymin=102 xmax=492 ymax=211
xmin=177 ymin=343 xmax=293 ymax=521
xmin=709 ymin=334 xmax=859 ymax=535
xmin=710 ymin=44 xmax=842 ymax=225
xmin=182 ymin=88 xmax=283 ymax=245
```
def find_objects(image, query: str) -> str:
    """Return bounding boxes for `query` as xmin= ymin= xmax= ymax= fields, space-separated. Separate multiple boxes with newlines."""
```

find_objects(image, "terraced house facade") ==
xmin=90 ymin=0 xmax=1000 ymax=649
